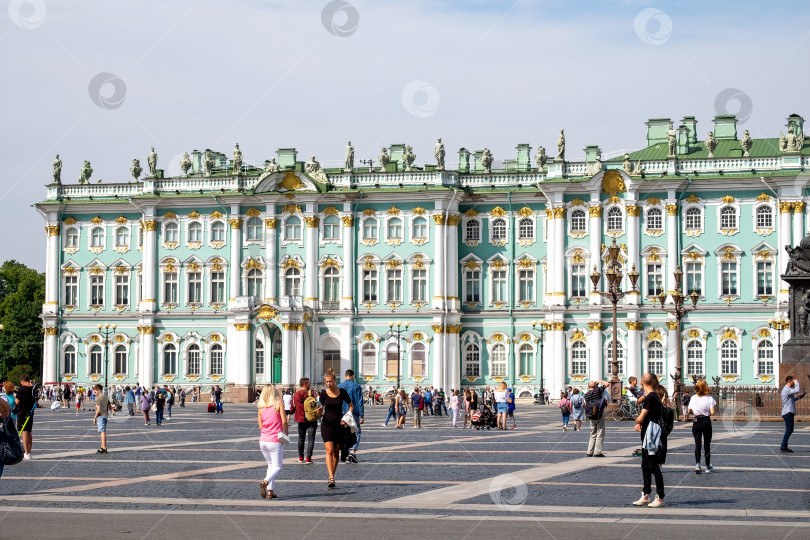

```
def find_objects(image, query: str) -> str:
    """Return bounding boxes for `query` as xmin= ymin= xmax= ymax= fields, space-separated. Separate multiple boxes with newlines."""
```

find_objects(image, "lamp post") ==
xmin=590 ymin=238 xmax=640 ymax=402
xmin=768 ymin=312 xmax=788 ymax=365
xmin=530 ymin=320 xmax=548 ymax=401
xmin=382 ymin=321 xmax=408 ymax=392
xmin=97 ymin=322 xmax=117 ymax=397
xmin=658 ymin=265 xmax=700 ymax=420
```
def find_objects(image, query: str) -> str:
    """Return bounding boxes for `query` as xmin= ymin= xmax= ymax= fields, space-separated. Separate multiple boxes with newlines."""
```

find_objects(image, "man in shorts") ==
xmin=93 ymin=384 xmax=112 ymax=453
xmin=16 ymin=374 xmax=38 ymax=460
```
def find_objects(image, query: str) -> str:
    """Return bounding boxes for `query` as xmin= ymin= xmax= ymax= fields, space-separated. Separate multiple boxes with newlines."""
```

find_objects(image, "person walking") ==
xmin=16 ymin=374 xmax=37 ymax=460
xmin=368 ymin=386 xmax=375 ymax=409
xmin=75 ymin=387 xmax=83 ymax=415
xmin=0 ymin=390 xmax=10 ymax=479
xmin=395 ymin=389 xmax=408 ymax=428
xmin=257 ymin=384 xmax=288 ymax=499
xmin=124 ymin=386 xmax=135 ymax=416
xmin=140 ymin=387 xmax=152 ymax=425
xmin=214 ymin=385 xmax=223 ymax=414
xmin=292 ymin=378 xmax=317 ymax=464
xmin=463 ymin=389 xmax=472 ymax=429
xmin=780 ymin=375 xmax=806 ymax=453
xmin=179 ymin=388 xmax=186 ymax=407
xmin=154 ymin=390 xmax=166 ymax=426
xmin=687 ymin=379 xmax=716 ymax=474
xmin=2 ymin=382 xmax=16 ymax=427
xmin=583 ymin=379 xmax=610 ymax=457
xmin=652 ymin=377 xmax=670 ymax=472
xmin=506 ymin=387 xmax=516 ymax=429
xmin=338 ymin=369 xmax=364 ymax=463
xmin=570 ymin=388 xmax=585 ymax=431
xmin=437 ymin=388 xmax=448 ymax=416
xmin=450 ymin=390 xmax=461 ymax=428
xmin=318 ymin=369 xmax=353 ymax=488
xmin=92 ymin=384 xmax=112 ymax=454
xmin=282 ymin=390 xmax=293 ymax=417
xmin=423 ymin=387 xmax=433 ymax=416
xmin=164 ymin=385 xmax=174 ymax=419
xmin=411 ymin=387 xmax=423 ymax=428
xmin=558 ymin=391 xmax=571 ymax=432
xmin=382 ymin=392 xmax=397 ymax=427
xmin=633 ymin=373 xmax=665 ymax=508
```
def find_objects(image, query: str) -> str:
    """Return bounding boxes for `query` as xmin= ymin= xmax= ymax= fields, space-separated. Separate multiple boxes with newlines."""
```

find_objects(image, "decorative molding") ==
xmin=164 ymin=211 xmax=177 ymax=220
xmin=90 ymin=216 xmax=103 ymax=224
xmin=265 ymin=218 xmax=277 ymax=229
xmin=63 ymin=216 xmax=77 ymax=225
xmin=517 ymin=207 xmax=533 ymax=217
xmin=282 ymin=322 xmax=305 ymax=331
xmin=587 ymin=322 xmax=603 ymax=331
xmin=45 ymin=225 xmax=60 ymax=237
xmin=794 ymin=201 xmax=806 ymax=213
xmin=589 ymin=206 xmax=602 ymax=218
xmin=413 ymin=207 xmax=426 ymax=215
xmin=464 ymin=208 xmax=479 ymax=217
xmin=322 ymin=206 xmax=339 ymax=215
xmin=720 ymin=328 xmax=739 ymax=341
xmin=755 ymin=192 xmax=771 ymax=202
xmin=432 ymin=215 xmax=446 ymax=225
xmin=569 ymin=329 xmax=586 ymax=342
xmin=447 ymin=215 xmax=460 ymax=226
xmin=570 ymin=198 xmax=585 ymax=207
xmin=341 ymin=216 xmax=354 ymax=227
xmin=304 ymin=216 xmax=320 ymax=228
xmin=666 ymin=204 xmax=678 ymax=216
xmin=143 ymin=220 xmax=158 ymax=231
xmin=685 ymin=194 xmax=700 ymax=204
xmin=646 ymin=197 xmax=661 ymax=205
xmin=551 ymin=322 xmax=566 ymax=331
xmin=387 ymin=206 xmax=401 ymax=215
xmin=625 ymin=205 xmax=640 ymax=217
xmin=646 ymin=329 xmax=663 ymax=341
xmin=625 ymin=321 xmax=643 ymax=331
xmin=244 ymin=207 xmax=261 ymax=217
xmin=665 ymin=321 xmax=679 ymax=330
xmin=211 ymin=211 xmax=224 ymax=219
xmin=228 ymin=218 xmax=242 ymax=229
xmin=490 ymin=206 xmax=507 ymax=218
xmin=234 ymin=323 xmax=251 ymax=331
xmin=721 ymin=194 xmax=735 ymax=204
xmin=553 ymin=207 xmax=566 ymax=219
xmin=188 ymin=210 xmax=200 ymax=219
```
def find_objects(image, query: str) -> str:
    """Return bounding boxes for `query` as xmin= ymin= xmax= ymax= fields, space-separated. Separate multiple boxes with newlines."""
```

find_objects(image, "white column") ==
xmin=231 ymin=322 xmax=250 ymax=385
xmin=551 ymin=324 xmax=565 ymax=394
xmin=229 ymin=207 xmax=242 ymax=302
xmin=445 ymin=322 xmax=461 ymax=391
xmin=553 ymin=209 xmax=565 ymax=305
xmin=43 ymin=329 xmax=58 ymax=384
xmin=589 ymin=206 xmax=602 ymax=306
xmin=295 ymin=325 xmax=305 ymax=384
xmin=304 ymin=206 xmax=319 ymax=309
xmin=141 ymin=325 xmax=155 ymax=389
xmin=666 ymin=321 xmax=678 ymax=394
xmin=779 ymin=202 xmax=792 ymax=303
xmin=666 ymin=202 xmax=678 ymax=293
xmin=280 ymin=322 xmax=298 ymax=386
xmin=446 ymin=215 xmax=460 ymax=310
xmin=793 ymin=202 xmax=805 ymax=257
xmin=588 ymin=322 xmax=603 ymax=381
xmin=432 ymin=323 xmax=445 ymax=390
xmin=140 ymin=211 xmax=157 ymax=313
xmin=341 ymin=214 xmax=354 ymax=310
xmin=627 ymin=202 xmax=640 ymax=305
xmin=432 ymin=215 xmax=445 ymax=309
xmin=265 ymin=210 xmax=278 ymax=304
xmin=339 ymin=316 xmax=353 ymax=378
xmin=44 ymin=220 xmax=60 ymax=314
xmin=545 ymin=209 xmax=555 ymax=306
xmin=627 ymin=322 xmax=642 ymax=381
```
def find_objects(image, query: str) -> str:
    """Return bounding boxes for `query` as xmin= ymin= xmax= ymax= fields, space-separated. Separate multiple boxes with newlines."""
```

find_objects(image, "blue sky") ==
xmin=2 ymin=0 xmax=809 ymax=270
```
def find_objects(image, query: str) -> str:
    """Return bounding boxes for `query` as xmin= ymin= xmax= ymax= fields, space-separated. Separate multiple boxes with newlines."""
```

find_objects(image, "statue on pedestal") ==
xmin=622 ymin=153 xmax=632 ymax=174
xmin=780 ymin=126 xmax=802 ymax=153
xmin=667 ymin=122 xmax=677 ymax=157
xmin=204 ymin=150 xmax=215 ymax=176
xmin=264 ymin=158 xmax=279 ymax=173
xmin=535 ymin=146 xmax=547 ymax=169
xmin=344 ymin=141 xmax=354 ymax=172
xmin=232 ymin=143 xmax=242 ymax=175
xmin=147 ymin=147 xmax=158 ymax=177
xmin=79 ymin=161 xmax=93 ymax=184
xmin=379 ymin=147 xmax=390 ymax=171
xmin=704 ymin=132 xmax=717 ymax=158
xmin=52 ymin=155 xmax=62 ymax=185
xmin=180 ymin=152 xmax=192 ymax=177
xmin=480 ymin=148 xmax=493 ymax=173
xmin=740 ymin=130 xmax=753 ymax=157
xmin=403 ymin=145 xmax=416 ymax=171
xmin=305 ymin=155 xmax=328 ymax=184
xmin=434 ymin=138 xmax=445 ymax=170
xmin=556 ymin=129 xmax=566 ymax=162
xmin=130 ymin=159 xmax=142 ymax=183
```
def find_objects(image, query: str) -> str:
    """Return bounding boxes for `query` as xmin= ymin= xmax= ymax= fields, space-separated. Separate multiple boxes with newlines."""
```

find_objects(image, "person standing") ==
xmin=164 ymin=385 xmax=174 ymax=419
xmin=450 ymin=390 xmax=461 ymax=428
xmin=583 ymin=379 xmax=610 ymax=457
xmin=338 ymin=369 xmax=364 ymax=463
xmin=558 ymin=391 xmax=571 ymax=432
xmin=282 ymin=390 xmax=293 ymax=418
xmin=257 ymin=384 xmax=288 ymax=499
xmin=16 ymin=374 xmax=37 ymax=460
xmin=411 ymin=387 xmax=423 ymax=429
xmin=463 ymin=389 xmax=472 ymax=429
xmin=382 ymin=392 xmax=397 ymax=427
xmin=2 ymin=382 xmax=16 ymax=426
xmin=780 ymin=375 xmax=806 ymax=453
xmin=368 ymin=386 xmax=375 ymax=409
xmin=292 ymin=378 xmax=317 ymax=464
xmin=570 ymin=388 xmax=585 ymax=431
xmin=140 ymin=387 xmax=152 ymax=425
xmin=506 ymin=388 xmax=516 ymax=429
xmin=437 ymin=388 xmax=448 ymax=416
xmin=395 ymin=389 xmax=408 ymax=428
xmin=423 ymin=387 xmax=433 ymax=416
xmin=124 ymin=386 xmax=135 ymax=416
xmin=179 ymin=387 xmax=186 ymax=407
xmin=214 ymin=385 xmax=223 ymax=414
xmin=687 ymin=379 xmax=716 ymax=474
xmin=92 ymin=384 xmax=112 ymax=454
xmin=75 ymin=387 xmax=83 ymax=415
xmin=154 ymin=390 xmax=166 ymax=426
xmin=318 ymin=369 xmax=353 ymax=488
xmin=0 ymin=390 xmax=10 ymax=479
xmin=633 ymin=373 xmax=665 ymax=508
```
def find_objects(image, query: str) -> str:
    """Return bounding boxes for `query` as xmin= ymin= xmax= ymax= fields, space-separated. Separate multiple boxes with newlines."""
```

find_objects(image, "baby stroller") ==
xmin=471 ymin=404 xmax=496 ymax=430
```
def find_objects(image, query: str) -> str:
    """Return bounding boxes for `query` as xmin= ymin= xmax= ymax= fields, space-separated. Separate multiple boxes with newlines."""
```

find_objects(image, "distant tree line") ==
xmin=0 ymin=260 xmax=44 ymax=384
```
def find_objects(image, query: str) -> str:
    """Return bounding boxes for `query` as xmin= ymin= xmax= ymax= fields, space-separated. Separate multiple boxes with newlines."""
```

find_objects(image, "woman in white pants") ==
xmin=450 ymin=390 xmax=461 ymax=428
xmin=257 ymin=384 xmax=288 ymax=499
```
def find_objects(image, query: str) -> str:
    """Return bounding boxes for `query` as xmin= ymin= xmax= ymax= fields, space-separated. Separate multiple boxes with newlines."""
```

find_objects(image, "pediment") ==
xmin=254 ymin=171 xmax=319 ymax=193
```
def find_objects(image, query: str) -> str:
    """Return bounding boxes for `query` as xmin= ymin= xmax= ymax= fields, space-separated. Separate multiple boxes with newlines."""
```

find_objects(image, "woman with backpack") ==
xmin=257 ymin=384 xmax=288 ymax=499
xmin=292 ymin=378 xmax=318 ymax=464
xmin=558 ymin=390 xmax=571 ymax=432
xmin=570 ymin=388 xmax=585 ymax=431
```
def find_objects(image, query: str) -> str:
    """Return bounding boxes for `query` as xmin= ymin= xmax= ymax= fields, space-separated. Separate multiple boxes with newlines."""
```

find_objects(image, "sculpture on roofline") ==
xmin=622 ymin=153 xmax=632 ymax=174
xmin=780 ymin=126 xmax=802 ymax=153
xmin=147 ymin=147 xmax=158 ymax=177
xmin=740 ymin=130 xmax=753 ymax=157
xmin=305 ymin=155 xmax=328 ymax=184
xmin=434 ymin=138 xmax=445 ymax=171
xmin=403 ymin=145 xmax=416 ymax=171
xmin=52 ymin=155 xmax=62 ymax=185
xmin=130 ymin=159 xmax=142 ymax=183
xmin=379 ymin=147 xmax=390 ymax=171
xmin=556 ymin=129 xmax=565 ymax=162
xmin=232 ymin=143 xmax=243 ymax=175
xmin=704 ymin=132 xmax=717 ymax=158
xmin=180 ymin=152 xmax=192 ymax=177
xmin=480 ymin=148 xmax=493 ymax=173
xmin=535 ymin=146 xmax=547 ymax=169
xmin=344 ymin=141 xmax=354 ymax=172
xmin=667 ymin=122 xmax=677 ymax=157
xmin=585 ymin=152 xmax=603 ymax=177
xmin=264 ymin=158 xmax=279 ymax=173
xmin=204 ymin=150 xmax=215 ymax=176
xmin=79 ymin=160 xmax=93 ymax=184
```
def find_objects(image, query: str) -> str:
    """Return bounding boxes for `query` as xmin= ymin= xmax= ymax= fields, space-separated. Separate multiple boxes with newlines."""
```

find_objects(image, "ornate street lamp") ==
xmin=658 ymin=265 xmax=700 ymax=420
xmin=768 ymin=310 xmax=788 ymax=365
xmin=530 ymin=320 xmax=549 ymax=401
xmin=590 ymin=238 xmax=639 ymax=402
xmin=97 ymin=322 xmax=117 ymax=397
xmin=382 ymin=321 xmax=409 ymax=391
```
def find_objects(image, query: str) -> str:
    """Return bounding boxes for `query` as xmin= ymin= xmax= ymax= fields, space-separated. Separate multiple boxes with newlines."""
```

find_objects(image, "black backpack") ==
xmin=660 ymin=405 xmax=675 ymax=435
xmin=1 ymin=417 xmax=24 ymax=466
xmin=584 ymin=389 xmax=606 ymax=420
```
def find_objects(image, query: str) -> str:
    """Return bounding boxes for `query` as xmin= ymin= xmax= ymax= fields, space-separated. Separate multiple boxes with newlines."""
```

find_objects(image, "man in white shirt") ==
xmin=781 ymin=375 xmax=806 ymax=453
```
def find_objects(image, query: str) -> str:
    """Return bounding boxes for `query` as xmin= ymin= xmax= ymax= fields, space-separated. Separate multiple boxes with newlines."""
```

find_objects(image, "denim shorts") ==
xmin=97 ymin=416 xmax=108 ymax=433
xmin=497 ymin=403 xmax=509 ymax=414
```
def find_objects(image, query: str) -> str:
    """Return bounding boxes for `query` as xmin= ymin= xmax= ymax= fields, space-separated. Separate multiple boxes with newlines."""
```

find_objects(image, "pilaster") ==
xmin=626 ymin=201 xmax=640 ymax=306
xmin=432 ymin=214 xmax=446 ymax=309
xmin=265 ymin=207 xmax=278 ymax=304
xmin=229 ymin=206 xmax=242 ymax=304
xmin=140 ymin=207 xmax=157 ymax=313
xmin=589 ymin=205 xmax=602 ymax=306
xmin=552 ymin=207 xmax=566 ymax=305
xmin=587 ymin=320 xmax=603 ymax=381
xmin=779 ymin=201 xmax=793 ymax=303
xmin=341 ymin=212 xmax=354 ymax=310
xmin=626 ymin=320 xmax=642 ymax=380
xmin=666 ymin=201 xmax=678 ymax=297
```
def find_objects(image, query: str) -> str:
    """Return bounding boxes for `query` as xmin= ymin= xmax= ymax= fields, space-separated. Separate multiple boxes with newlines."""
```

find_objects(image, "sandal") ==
xmin=96 ymin=448 xmax=107 ymax=454
xmin=268 ymin=490 xmax=278 ymax=499
xmin=260 ymin=480 xmax=268 ymax=499
xmin=327 ymin=478 xmax=336 ymax=488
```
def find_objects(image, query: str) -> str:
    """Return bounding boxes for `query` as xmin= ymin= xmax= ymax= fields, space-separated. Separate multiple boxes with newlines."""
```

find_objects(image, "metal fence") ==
xmin=683 ymin=385 xmax=810 ymax=420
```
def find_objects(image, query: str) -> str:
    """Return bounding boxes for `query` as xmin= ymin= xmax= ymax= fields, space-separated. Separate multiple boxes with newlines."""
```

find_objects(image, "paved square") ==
xmin=1 ymin=401 xmax=809 ymax=538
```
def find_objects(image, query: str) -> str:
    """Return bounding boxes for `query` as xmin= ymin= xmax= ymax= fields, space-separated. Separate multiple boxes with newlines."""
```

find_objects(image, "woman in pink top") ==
xmin=257 ymin=384 xmax=288 ymax=499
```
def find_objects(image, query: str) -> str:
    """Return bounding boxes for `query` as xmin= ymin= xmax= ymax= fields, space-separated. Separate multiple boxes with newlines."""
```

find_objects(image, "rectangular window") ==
xmin=361 ymin=345 xmax=377 ymax=376
xmin=465 ymin=270 xmax=480 ymax=303
xmin=90 ymin=275 xmax=104 ymax=307
xmin=518 ymin=269 xmax=534 ymax=303
xmin=646 ymin=262 xmax=663 ymax=296
xmin=211 ymin=271 xmax=225 ymax=303
xmin=464 ymin=347 xmax=480 ymax=377
xmin=571 ymin=263 xmax=587 ymax=298
xmin=385 ymin=347 xmax=400 ymax=377
xmin=756 ymin=261 xmax=773 ymax=295
xmin=757 ymin=343 xmax=774 ymax=376
xmin=387 ymin=269 xmax=402 ymax=302
xmin=492 ymin=269 xmax=507 ymax=303
xmin=412 ymin=268 xmax=427 ymax=303
xmin=64 ymin=274 xmax=78 ymax=307
xmin=413 ymin=219 xmax=427 ymax=239
xmin=362 ymin=269 xmax=377 ymax=303
xmin=363 ymin=219 xmax=378 ymax=240
xmin=187 ymin=271 xmax=202 ymax=304
xmin=721 ymin=261 xmax=738 ymax=295
xmin=685 ymin=261 xmax=702 ymax=295
xmin=164 ymin=271 xmax=178 ymax=304
xmin=114 ymin=274 xmax=129 ymax=306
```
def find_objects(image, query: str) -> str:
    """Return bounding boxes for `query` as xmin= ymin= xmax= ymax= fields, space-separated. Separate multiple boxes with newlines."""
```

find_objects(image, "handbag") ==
xmin=1 ymin=416 xmax=25 ymax=466
xmin=277 ymin=431 xmax=290 ymax=445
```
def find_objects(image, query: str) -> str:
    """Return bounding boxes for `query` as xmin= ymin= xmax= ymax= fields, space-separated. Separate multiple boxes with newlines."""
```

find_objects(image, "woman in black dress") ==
xmin=318 ymin=369 xmax=353 ymax=488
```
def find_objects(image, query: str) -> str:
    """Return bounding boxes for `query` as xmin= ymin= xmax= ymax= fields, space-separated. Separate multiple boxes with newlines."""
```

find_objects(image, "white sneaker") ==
xmin=695 ymin=464 xmax=702 ymax=474
xmin=381 ymin=423 xmax=387 ymax=427
xmin=648 ymin=496 xmax=665 ymax=508
xmin=23 ymin=454 xmax=31 ymax=460
xmin=632 ymin=492 xmax=650 ymax=506
xmin=705 ymin=465 xmax=713 ymax=474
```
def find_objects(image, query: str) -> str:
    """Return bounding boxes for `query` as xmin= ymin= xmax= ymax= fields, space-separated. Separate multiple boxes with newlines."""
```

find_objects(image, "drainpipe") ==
xmin=443 ymin=189 xmax=459 ymax=389
xmin=507 ymin=191 xmax=515 ymax=389
xmin=351 ymin=191 xmax=364 ymax=374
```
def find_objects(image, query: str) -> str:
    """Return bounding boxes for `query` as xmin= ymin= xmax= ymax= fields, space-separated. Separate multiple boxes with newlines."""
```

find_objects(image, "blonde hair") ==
xmin=497 ymin=382 xmax=507 ymax=391
xmin=695 ymin=379 xmax=710 ymax=397
xmin=256 ymin=384 xmax=279 ymax=409
xmin=324 ymin=369 xmax=336 ymax=382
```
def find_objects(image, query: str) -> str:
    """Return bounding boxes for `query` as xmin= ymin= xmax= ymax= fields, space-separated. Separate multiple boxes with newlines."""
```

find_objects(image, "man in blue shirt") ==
xmin=338 ymin=369 xmax=365 ymax=463
xmin=423 ymin=388 xmax=433 ymax=415
xmin=781 ymin=375 xmax=806 ymax=453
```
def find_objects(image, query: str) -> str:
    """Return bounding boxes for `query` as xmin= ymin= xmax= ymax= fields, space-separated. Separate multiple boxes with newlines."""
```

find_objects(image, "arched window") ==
xmin=65 ymin=227 xmax=79 ymax=249
xmin=720 ymin=206 xmax=737 ymax=230
xmin=90 ymin=226 xmax=105 ymax=248
xmin=361 ymin=342 xmax=377 ymax=377
xmin=187 ymin=344 xmax=201 ymax=376
xmin=518 ymin=218 xmax=534 ymax=241
xmin=63 ymin=345 xmax=76 ymax=375
xmin=756 ymin=206 xmax=773 ymax=229
xmin=211 ymin=221 xmax=226 ymax=243
xmin=285 ymin=217 xmax=301 ymax=241
xmin=114 ymin=344 xmax=127 ymax=375
xmin=686 ymin=339 xmax=704 ymax=376
xmin=490 ymin=343 xmax=507 ymax=377
xmin=115 ymin=226 xmax=129 ymax=247
xmin=491 ymin=218 xmax=507 ymax=242
xmin=720 ymin=339 xmax=738 ymax=375
xmin=606 ymin=207 xmax=623 ymax=232
xmin=284 ymin=267 xmax=301 ymax=296
xmin=163 ymin=343 xmax=177 ymax=375
xmin=89 ymin=345 xmax=102 ymax=375
xmin=605 ymin=340 xmax=624 ymax=376
xmin=412 ymin=217 xmax=427 ymax=239
xmin=570 ymin=209 xmax=586 ymax=233
xmin=164 ymin=222 xmax=179 ymax=243
xmin=464 ymin=343 xmax=480 ymax=377
xmin=246 ymin=217 xmax=262 ymax=241
xmin=188 ymin=221 xmax=203 ymax=243
xmin=247 ymin=268 xmax=262 ymax=298
xmin=646 ymin=341 xmax=664 ymax=377
xmin=323 ymin=215 xmax=340 ymax=240
xmin=756 ymin=340 xmax=774 ymax=376
xmin=387 ymin=217 xmax=402 ymax=240
xmin=570 ymin=341 xmax=587 ymax=376
xmin=323 ymin=266 xmax=339 ymax=305
xmin=385 ymin=343 xmax=400 ymax=377
xmin=685 ymin=207 xmax=702 ymax=230
xmin=363 ymin=218 xmax=378 ymax=240
xmin=411 ymin=342 xmax=426 ymax=377
xmin=254 ymin=340 xmax=264 ymax=376
xmin=518 ymin=343 xmax=533 ymax=377
xmin=466 ymin=219 xmax=481 ymax=241
xmin=646 ymin=208 xmax=662 ymax=231
xmin=210 ymin=344 xmax=224 ymax=376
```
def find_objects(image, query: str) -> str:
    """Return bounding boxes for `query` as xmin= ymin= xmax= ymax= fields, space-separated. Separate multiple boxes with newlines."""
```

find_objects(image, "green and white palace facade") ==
xmin=36 ymin=114 xmax=810 ymax=400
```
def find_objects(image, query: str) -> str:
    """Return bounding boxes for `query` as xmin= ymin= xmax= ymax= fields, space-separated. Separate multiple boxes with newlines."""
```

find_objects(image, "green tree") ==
xmin=5 ymin=364 xmax=35 ymax=386
xmin=0 ymin=260 xmax=45 ymax=380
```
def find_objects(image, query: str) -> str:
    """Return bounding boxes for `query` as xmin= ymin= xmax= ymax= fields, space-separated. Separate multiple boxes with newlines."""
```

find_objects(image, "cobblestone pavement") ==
xmin=1 ymin=400 xmax=809 ymax=537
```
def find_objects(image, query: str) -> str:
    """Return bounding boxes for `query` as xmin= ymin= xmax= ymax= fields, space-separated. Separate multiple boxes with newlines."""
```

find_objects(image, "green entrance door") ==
xmin=272 ymin=354 xmax=282 ymax=384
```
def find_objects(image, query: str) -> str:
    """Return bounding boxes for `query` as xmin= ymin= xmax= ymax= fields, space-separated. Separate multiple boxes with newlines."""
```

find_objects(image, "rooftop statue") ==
xmin=480 ymin=148 xmax=493 ymax=173
xmin=305 ymin=155 xmax=328 ymax=183
xmin=622 ymin=153 xmax=632 ymax=173
xmin=780 ymin=126 xmax=802 ymax=153
xmin=379 ymin=147 xmax=390 ymax=171
xmin=741 ymin=130 xmax=753 ymax=157
xmin=434 ymin=138 xmax=445 ymax=171
xmin=556 ymin=129 xmax=565 ymax=162
xmin=264 ymin=158 xmax=279 ymax=173
xmin=147 ymin=147 xmax=158 ymax=177
xmin=403 ymin=145 xmax=416 ymax=171
xmin=204 ymin=150 xmax=215 ymax=176
xmin=704 ymin=131 xmax=717 ymax=158
xmin=130 ymin=159 xmax=142 ymax=183
xmin=79 ymin=160 xmax=93 ymax=184
xmin=344 ymin=141 xmax=354 ymax=172
xmin=667 ymin=122 xmax=677 ymax=157
xmin=180 ymin=152 xmax=192 ymax=177
xmin=52 ymin=154 xmax=62 ymax=185
xmin=535 ymin=146 xmax=547 ymax=169
xmin=232 ymin=143 xmax=242 ymax=175
xmin=585 ymin=152 xmax=603 ymax=176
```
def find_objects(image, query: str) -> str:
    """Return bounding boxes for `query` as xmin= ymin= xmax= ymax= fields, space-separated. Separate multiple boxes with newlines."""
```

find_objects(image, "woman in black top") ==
xmin=318 ymin=369 xmax=353 ymax=488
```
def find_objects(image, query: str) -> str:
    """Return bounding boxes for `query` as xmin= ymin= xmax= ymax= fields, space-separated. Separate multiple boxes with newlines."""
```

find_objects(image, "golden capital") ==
xmin=234 ymin=323 xmax=251 ymax=331
xmin=143 ymin=220 xmax=158 ymax=232
xmin=445 ymin=324 xmax=463 ymax=334
xmin=433 ymin=215 xmax=446 ymax=226
xmin=304 ymin=216 xmax=320 ymax=228
xmin=625 ymin=205 xmax=640 ymax=217
xmin=341 ymin=216 xmax=354 ymax=227
xmin=447 ymin=215 xmax=461 ymax=227
xmin=586 ymin=321 xmax=603 ymax=331
xmin=139 ymin=326 xmax=155 ymax=335
xmin=666 ymin=204 xmax=678 ymax=216
xmin=793 ymin=201 xmax=806 ymax=213
xmin=431 ymin=324 xmax=444 ymax=333
xmin=625 ymin=321 xmax=643 ymax=331
xmin=44 ymin=327 xmax=58 ymax=336
xmin=665 ymin=321 xmax=679 ymax=331
xmin=265 ymin=218 xmax=278 ymax=229
xmin=282 ymin=322 xmax=305 ymax=331
xmin=589 ymin=206 xmax=602 ymax=218
xmin=45 ymin=225 xmax=60 ymax=237
xmin=780 ymin=201 xmax=794 ymax=213
xmin=551 ymin=322 xmax=567 ymax=331
xmin=553 ymin=207 xmax=566 ymax=219
xmin=229 ymin=218 xmax=243 ymax=229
